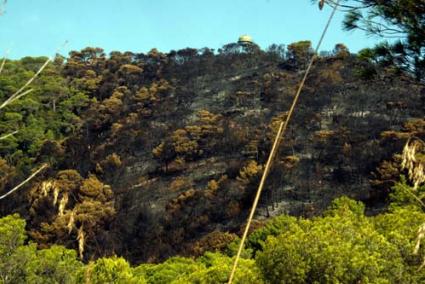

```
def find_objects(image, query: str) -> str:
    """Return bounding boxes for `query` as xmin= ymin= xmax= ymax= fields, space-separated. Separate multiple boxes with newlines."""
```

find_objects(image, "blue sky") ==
xmin=0 ymin=0 xmax=382 ymax=59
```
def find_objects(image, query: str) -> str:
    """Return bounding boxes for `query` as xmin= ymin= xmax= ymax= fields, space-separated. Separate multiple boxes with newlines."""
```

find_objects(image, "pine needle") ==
xmin=77 ymin=226 xmax=85 ymax=259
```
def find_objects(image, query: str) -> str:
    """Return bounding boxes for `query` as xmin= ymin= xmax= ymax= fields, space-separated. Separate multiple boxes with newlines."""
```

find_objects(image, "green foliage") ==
xmin=0 ymin=57 xmax=91 ymax=182
xmin=246 ymin=215 xmax=299 ymax=254
xmin=390 ymin=175 xmax=425 ymax=209
xmin=225 ymin=238 xmax=253 ymax=259
xmin=27 ymin=245 xmax=83 ymax=284
xmin=352 ymin=48 xmax=379 ymax=79
xmin=0 ymin=214 xmax=26 ymax=257
xmin=0 ymin=214 xmax=28 ymax=283
xmin=82 ymin=256 xmax=143 ymax=284
xmin=323 ymin=195 xmax=365 ymax=217
xmin=342 ymin=0 xmax=425 ymax=80
xmin=1 ymin=244 xmax=37 ymax=284
xmin=374 ymin=207 xmax=425 ymax=270
xmin=0 ymin=214 xmax=83 ymax=283
xmin=2 ymin=191 xmax=425 ymax=283
xmin=136 ymin=256 xmax=201 ymax=284
xmin=357 ymin=48 xmax=377 ymax=62
xmin=177 ymin=252 xmax=262 ymax=284
xmin=256 ymin=197 xmax=407 ymax=283
xmin=134 ymin=253 xmax=262 ymax=284
xmin=287 ymin=40 xmax=313 ymax=69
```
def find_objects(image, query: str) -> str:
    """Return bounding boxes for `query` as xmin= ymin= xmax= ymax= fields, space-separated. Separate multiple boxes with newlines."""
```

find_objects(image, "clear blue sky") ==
xmin=0 ymin=0 xmax=381 ymax=59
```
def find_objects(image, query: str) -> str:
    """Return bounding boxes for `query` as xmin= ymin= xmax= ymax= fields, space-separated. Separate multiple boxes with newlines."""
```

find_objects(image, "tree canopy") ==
xmin=338 ymin=0 xmax=425 ymax=81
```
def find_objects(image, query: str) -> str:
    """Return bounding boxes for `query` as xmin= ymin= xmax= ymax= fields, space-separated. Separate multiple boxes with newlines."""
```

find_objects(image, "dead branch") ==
xmin=0 ymin=130 xmax=18 ymax=140
xmin=0 ymin=56 xmax=6 ymax=75
xmin=0 ymin=58 xmax=50 ymax=111
xmin=0 ymin=89 xmax=34 ymax=111
xmin=0 ymin=163 xmax=48 ymax=200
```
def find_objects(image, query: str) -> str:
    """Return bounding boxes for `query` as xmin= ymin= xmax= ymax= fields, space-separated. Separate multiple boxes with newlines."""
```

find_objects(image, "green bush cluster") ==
xmin=256 ymin=198 xmax=405 ymax=283
xmin=1 ymin=185 xmax=425 ymax=283
xmin=0 ymin=214 xmax=259 ymax=283
xmin=0 ymin=57 xmax=91 ymax=180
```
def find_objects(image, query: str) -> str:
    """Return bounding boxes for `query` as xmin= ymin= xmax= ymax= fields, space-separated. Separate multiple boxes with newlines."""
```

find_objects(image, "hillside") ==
xmin=0 ymin=43 xmax=424 ymax=263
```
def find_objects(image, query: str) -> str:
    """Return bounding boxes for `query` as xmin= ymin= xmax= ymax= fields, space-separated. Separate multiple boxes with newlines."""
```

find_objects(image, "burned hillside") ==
xmin=0 ymin=42 xmax=424 ymax=262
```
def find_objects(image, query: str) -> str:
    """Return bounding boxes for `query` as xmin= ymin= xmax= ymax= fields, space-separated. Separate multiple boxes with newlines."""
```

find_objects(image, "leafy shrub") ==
xmin=256 ymin=197 xmax=405 ymax=283
xmin=82 ymin=256 xmax=142 ymax=284
xmin=177 ymin=252 xmax=262 ymax=284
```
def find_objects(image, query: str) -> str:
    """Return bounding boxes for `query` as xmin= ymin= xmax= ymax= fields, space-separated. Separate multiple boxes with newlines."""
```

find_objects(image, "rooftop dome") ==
xmin=238 ymin=35 xmax=253 ymax=44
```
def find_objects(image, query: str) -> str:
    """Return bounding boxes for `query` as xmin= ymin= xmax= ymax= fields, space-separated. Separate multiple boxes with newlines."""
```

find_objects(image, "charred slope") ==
xmin=2 ymin=46 xmax=424 ymax=263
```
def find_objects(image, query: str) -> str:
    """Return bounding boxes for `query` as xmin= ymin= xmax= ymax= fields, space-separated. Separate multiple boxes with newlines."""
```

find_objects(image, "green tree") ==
xmin=0 ymin=214 xmax=83 ymax=283
xmin=82 ymin=256 xmax=143 ymax=284
xmin=0 ymin=56 xmax=90 ymax=190
xmin=135 ymin=256 xmax=201 ymax=284
xmin=1 ymin=244 xmax=37 ymax=284
xmin=286 ymin=40 xmax=313 ymax=69
xmin=0 ymin=213 xmax=26 ymax=254
xmin=0 ymin=214 xmax=28 ymax=283
xmin=340 ymin=0 xmax=425 ymax=81
xmin=256 ymin=197 xmax=405 ymax=283
xmin=177 ymin=252 xmax=263 ymax=284
xmin=27 ymin=245 xmax=83 ymax=284
xmin=373 ymin=206 xmax=425 ymax=283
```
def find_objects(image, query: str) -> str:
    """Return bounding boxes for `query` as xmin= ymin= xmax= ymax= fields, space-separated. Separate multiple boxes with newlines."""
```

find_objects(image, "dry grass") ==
xmin=401 ymin=139 xmax=425 ymax=190
xmin=77 ymin=226 xmax=85 ymax=259
xmin=401 ymin=138 xmax=425 ymax=271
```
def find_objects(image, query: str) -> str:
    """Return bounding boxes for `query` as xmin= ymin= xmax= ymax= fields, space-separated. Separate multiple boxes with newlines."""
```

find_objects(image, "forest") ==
xmin=0 ymin=0 xmax=424 ymax=283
